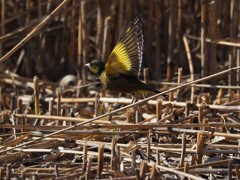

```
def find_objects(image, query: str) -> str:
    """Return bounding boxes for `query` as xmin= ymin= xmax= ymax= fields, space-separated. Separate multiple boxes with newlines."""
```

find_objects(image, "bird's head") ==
xmin=85 ymin=59 xmax=105 ymax=76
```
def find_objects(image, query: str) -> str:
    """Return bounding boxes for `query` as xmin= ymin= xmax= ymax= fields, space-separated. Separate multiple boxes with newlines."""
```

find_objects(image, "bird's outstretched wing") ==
xmin=105 ymin=15 xmax=143 ymax=77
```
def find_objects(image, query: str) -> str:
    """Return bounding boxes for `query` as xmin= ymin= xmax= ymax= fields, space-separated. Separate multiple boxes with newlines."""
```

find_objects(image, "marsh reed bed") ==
xmin=1 ymin=0 xmax=240 ymax=179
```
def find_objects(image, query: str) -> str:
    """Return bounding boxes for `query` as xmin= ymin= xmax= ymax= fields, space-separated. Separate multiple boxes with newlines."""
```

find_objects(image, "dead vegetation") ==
xmin=1 ymin=0 xmax=240 ymax=179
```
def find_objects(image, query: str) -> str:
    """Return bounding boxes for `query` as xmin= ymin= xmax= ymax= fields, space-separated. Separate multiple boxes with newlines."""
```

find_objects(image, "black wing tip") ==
xmin=113 ymin=13 xmax=144 ymax=77
xmin=133 ymin=12 xmax=142 ymax=21
xmin=132 ymin=13 xmax=142 ymax=27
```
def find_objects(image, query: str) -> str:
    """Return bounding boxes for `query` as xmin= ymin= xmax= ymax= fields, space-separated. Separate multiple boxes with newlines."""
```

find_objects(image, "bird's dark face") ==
xmin=85 ymin=60 xmax=105 ymax=76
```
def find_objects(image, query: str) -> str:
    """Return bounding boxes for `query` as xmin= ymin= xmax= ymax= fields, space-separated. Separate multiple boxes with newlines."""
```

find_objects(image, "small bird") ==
xmin=85 ymin=15 xmax=160 ymax=95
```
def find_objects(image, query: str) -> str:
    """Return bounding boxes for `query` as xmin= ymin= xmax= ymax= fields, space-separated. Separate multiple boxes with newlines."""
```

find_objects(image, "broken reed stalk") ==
xmin=77 ymin=0 xmax=82 ymax=69
xmin=9 ymin=116 xmax=240 ymax=132
xmin=70 ymin=0 xmax=76 ymax=64
xmin=37 ymin=0 xmax=42 ymax=17
xmin=183 ymin=35 xmax=194 ymax=103
xmin=198 ymin=104 xmax=205 ymax=131
xmin=154 ymin=2 xmax=161 ymax=78
xmin=1 ymin=0 xmax=5 ymax=57
xmin=235 ymin=165 xmax=240 ymax=179
xmin=156 ymin=98 xmax=162 ymax=120
xmin=50 ymin=97 xmax=240 ymax=111
xmin=0 ymin=0 xmax=5 ymax=60
xmin=5 ymin=137 xmax=239 ymax=177
xmin=176 ymin=67 xmax=182 ymax=101
xmin=56 ymin=88 xmax=61 ymax=116
xmin=177 ymin=159 xmax=230 ymax=171
xmin=123 ymin=157 xmax=204 ymax=180
xmin=147 ymin=130 xmax=151 ymax=162
xmin=139 ymin=161 xmax=148 ymax=179
xmin=230 ymin=0 xmax=239 ymax=88
xmin=102 ymin=16 xmax=111 ymax=61
xmin=184 ymin=163 xmax=189 ymax=180
xmin=111 ymin=136 xmax=117 ymax=171
xmin=156 ymin=81 xmax=240 ymax=89
xmin=228 ymin=160 xmax=233 ymax=180
xmin=80 ymin=0 xmax=87 ymax=83
xmin=5 ymin=124 xmax=240 ymax=145
xmin=207 ymin=39 xmax=240 ymax=47
xmin=229 ymin=54 xmax=233 ymax=96
xmin=85 ymin=157 xmax=92 ymax=179
xmin=33 ymin=76 xmax=39 ymax=115
xmin=196 ymin=132 xmax=207 ymax=164
xmin=1 ymin=73 xmax=58 ymax=88
xmin=143 ymin=68 xmax=149 ymax=84
xmin=94 ymin=93 xmax=100 ymax=117
xmin=208 ymin=1 xmax=217 ymax=76
xmin=237 ymin=50 xmax=240 ymax=95
xmin=187 ymin=34 xmax=240 ymax=48
xmin=177 ymin=0 xmax=182 ymax=59
xmin=0 ymin=0 xmax=71 ymax=64
xmin=2 ymin=65 xmax=240 ymax=154
xmin=150 ymin=164 xmax=157 ymax=180
xmin=201 ymin=0 xmax=207 ymax=78
xmin=48 ymin=98 xmax=53 ymax=115
xmin=6 ymin=164 xmax=11 ymax=180
xmin=1 ymin=0 xmax=5 ymax=34
xmin=166 ymin=0 xmax=177 ymax=82
xmin=97 ymin=144 xmax=104 ymax=178
xmin=82 ymin=144 xmax=88 ymax=174
xmin=179 ymin=133 xmax=186 ymax=167
xmin=115 ymin=146 xmax=121 ymax=172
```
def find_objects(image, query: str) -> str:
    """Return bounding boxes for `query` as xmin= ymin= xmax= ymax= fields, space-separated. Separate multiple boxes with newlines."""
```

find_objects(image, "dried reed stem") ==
xmin=0 ymin=0 xmax=71 ymax=64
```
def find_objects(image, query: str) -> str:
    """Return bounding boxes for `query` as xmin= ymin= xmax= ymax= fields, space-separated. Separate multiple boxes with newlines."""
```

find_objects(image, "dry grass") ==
xmin=1 ymin=0 xmax=240 ymax=179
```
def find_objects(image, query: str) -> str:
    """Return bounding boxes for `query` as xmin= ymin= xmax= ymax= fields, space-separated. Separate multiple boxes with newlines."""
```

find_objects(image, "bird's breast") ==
xmin=98 ymin=71 xmax=108 ymax=87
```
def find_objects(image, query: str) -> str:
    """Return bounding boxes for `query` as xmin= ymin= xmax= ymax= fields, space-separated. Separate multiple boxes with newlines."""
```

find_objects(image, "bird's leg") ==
xmin=134 ymin=106 xmax=141 ymax=124
xmin=131 ymin=95 xmax=135 ymax=104
xmin=112 ymin=92 xmax=122 ymax=110
xmin=131 ymin=93 xmax=139 ymax=104
xmin=131 ymin=93 xmax=141 ymax=123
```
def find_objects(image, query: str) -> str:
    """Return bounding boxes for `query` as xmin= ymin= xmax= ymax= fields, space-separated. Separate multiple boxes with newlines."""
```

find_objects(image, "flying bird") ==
xmin=85 ymin=15 xmax=160 ymax=95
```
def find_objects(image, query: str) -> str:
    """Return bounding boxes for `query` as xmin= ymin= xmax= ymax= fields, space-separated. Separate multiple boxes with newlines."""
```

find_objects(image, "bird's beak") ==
xmin=84 ymin=63 xmax=90 ymax=69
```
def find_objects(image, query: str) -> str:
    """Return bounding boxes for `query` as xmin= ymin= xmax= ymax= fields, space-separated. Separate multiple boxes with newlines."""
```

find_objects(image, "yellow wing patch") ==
xmin=105 ymin=42 xmax=132 ymax=76
xmin=105 ymin=15 xmax=143 ymax=77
